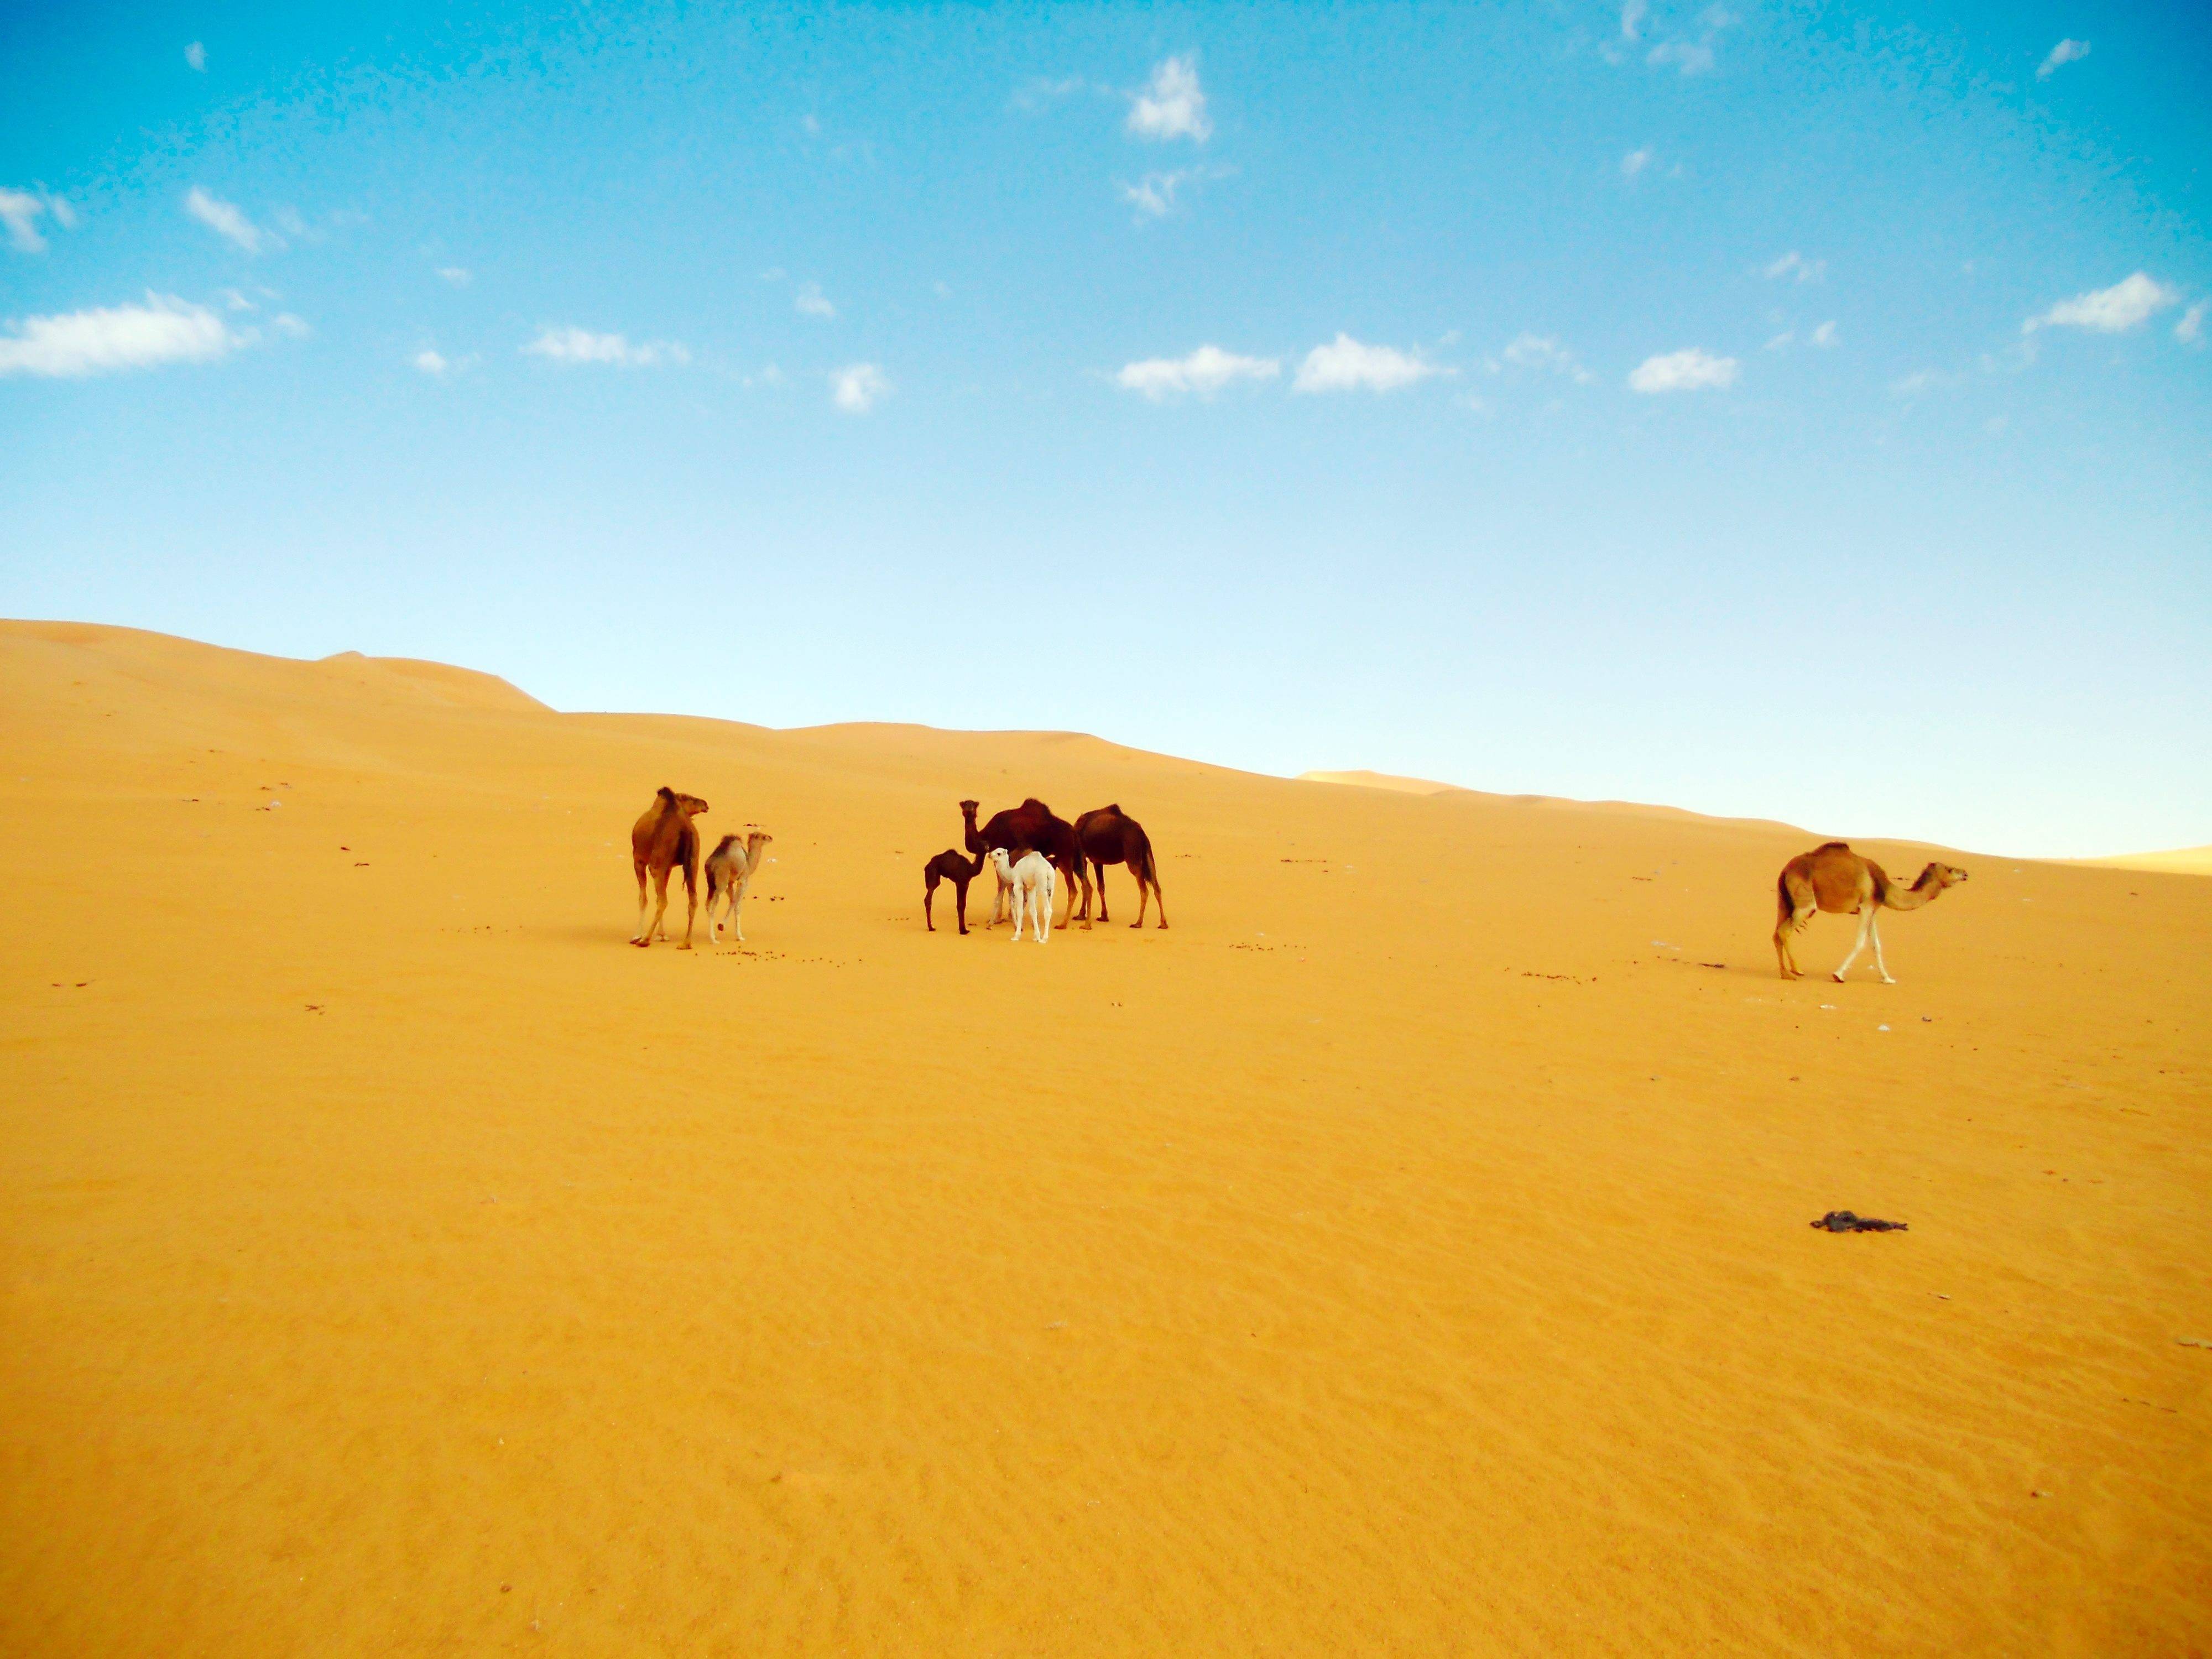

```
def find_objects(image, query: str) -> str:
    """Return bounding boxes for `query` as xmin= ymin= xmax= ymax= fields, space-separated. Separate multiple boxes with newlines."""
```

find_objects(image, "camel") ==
xmin=704 ymin=830 xmax=773 ymax=945
xmin=1773 ymin=841 xmax=1969 ymax=983
xmin=991 ymin=847 xmax=1056 ymax=943
xmin=923 ymin=847 xmax=985 ymax=935
xmin=1073 ymin=804 xmax=1168 ymax=928
xmin=961 ymin=797 xmax=1090 ymax=928
xmin=630 ymin=787 xmax=709 ymax=948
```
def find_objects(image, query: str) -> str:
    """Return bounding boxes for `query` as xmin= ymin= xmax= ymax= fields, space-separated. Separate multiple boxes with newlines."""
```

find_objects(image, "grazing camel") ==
xmin=1073 ymin=804 xmax=1168 ymax=928
xmin=991 ymin=847 xmax=1056 ymax=943
xmin=631 ymin=787 xmax=709 ymax=948
xmin=1773 ymin=841 xmax=1969 ymax=983
xmin=923 ymin=847 xmax=985 ymax=935
xmin=962 ymin=797 xmax=1089 ymax=928
xmin=704 ymin=830 xmax=773 ymax=945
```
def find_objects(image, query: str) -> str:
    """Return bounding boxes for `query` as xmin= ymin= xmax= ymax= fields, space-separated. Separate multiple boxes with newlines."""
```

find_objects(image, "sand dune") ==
xmin=3 ymin=620 xmax=2207 ymax=1657
xmin=2086 ymin=845 xmax=2212 ymax=878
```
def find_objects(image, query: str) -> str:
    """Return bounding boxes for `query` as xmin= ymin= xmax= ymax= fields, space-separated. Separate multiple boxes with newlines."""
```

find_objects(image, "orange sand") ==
xmin=3 ymin=620 xmax=2208 ymax=1657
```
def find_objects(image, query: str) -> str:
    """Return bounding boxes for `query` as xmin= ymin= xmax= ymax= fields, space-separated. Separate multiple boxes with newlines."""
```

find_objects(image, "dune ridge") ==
xmin=2 ymin=620 xmax=2208 ymax=1658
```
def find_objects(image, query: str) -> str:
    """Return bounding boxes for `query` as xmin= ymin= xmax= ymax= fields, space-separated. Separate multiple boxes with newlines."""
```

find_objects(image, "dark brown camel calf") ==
xmin=924 ymin=847 xmax=985 ymax=934
xmin=630 ymin=786 xmax=708 ymax=948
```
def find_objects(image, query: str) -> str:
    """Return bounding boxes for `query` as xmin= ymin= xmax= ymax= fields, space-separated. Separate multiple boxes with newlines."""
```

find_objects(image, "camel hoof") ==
xmin=1831 ymin=972 xmax=1847 ymax=983
xmin=631 ymin=938 xmax=649 ymax=948
xmin=1880 ymin=975 xmax=1897 ymax=985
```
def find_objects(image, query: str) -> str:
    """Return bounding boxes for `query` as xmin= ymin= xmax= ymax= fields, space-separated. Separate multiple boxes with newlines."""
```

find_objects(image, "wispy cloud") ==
xmin=1646 ymin=40 xmax=1715 ymax=74
xmin=794 ymin=282 xmax=836 ymax=319
xmin=1621 ymin=146 xmax=1653 ymax=179
xmin=185 ymin=40 xmax=206 ymax=71
xmin=1809 ymin=320 xmax=1838 ymax=347
xmin=2036 ymin=39 xmax=2090 ymax=80
xmin=1293 ymin=335 xmax=1447 ymax=394
xmin=1620 ymin=0 xmax=1647 ymax=41
xmin=185 ymin=186 xmax=274 ymax=254
xmin=1502 ymin=333 xmax=1593 ymax=383
xmin=1115 ymin=345 xmax=1279 ymax=400
xmin=2178 ymin=301 xmax=2207 ymax=348
xmin=413 ymin=348 xmax=449 ymax=375
xmin=1628 ymin=347 xmax=1738 ymax=393
xmin=1764 ymin=251 xmax=1825 ymax=283
xmin=1119 ymin=166 xmax=1228 ymax=219
xmin=435 ymin=266 xmax=471 ymax=286
xmin=1128 ymin=56 xmax=1211 ymax=143
xmin=523 ymin=326 xmax=688 ymax=367
xmin=0 ymin=293 xmax=239 ymax=378
xmin=1013 ymin=75 xmax=1095 ymax=113
xmin=831 ymin=362 xmax=892 ymax=413
xmin=1890 ymin=368 xmax=1959 ymax=398
xmin=2023 ymin=272 xmax=2177 ymax=334
xmin=0 ymin=188 xmax=59 ymax=253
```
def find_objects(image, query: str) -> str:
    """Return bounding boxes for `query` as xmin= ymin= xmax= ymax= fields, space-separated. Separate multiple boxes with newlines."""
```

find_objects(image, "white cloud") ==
xmin=0 ymin=293 xmax=239 ymax=378
xmin=0 ymin=188 xmax=53 ymax=253
xmin=1620 ymin=0 xmax=1647 ymax=40
xmin=2036 ymin=39 xmax=2090 ymax=79
xmin=1121 ymin=170 xmax=1184 ymax=217
xmin=1128 ymin=56 xmax=1210 ymax=143
xmin=831 ymin=362 xmax=891 ymax=413
xmin=185 ymin=40 xmax=206 ymax=71
xmin=794 ymin=282 xmax=836 ymax=319
xmin=1115 ymin=345 xmax=1280 ymax=400
xmin=1627 ymin=347 xmax=1739 ymax=393
xmin=523 ymin=326 xmax=688 ymax=367
xmin=1502 ymin=333 xmax=1592 ymax=383
xmin=1809 ymin=320 xmax=1839 ymax=348
xmin=1647 ymin=40 xmax=1715 ymax=74
xmin=2025 ymin=272 xmax=2177 ymax=334
xmin=1764 ymin=331 xmax=1794 ymax=352
xmin=436 ymin=266 xmax=471 ymax=286
xmin=2178 ymin=301 xmax=2206 ymax=347
xmin=270 ymin=312 xmax=310 ymax=339
xmin=1293 ymin=334 xmax=1446 ymax=394
xmin=1890 ymin=368 xmax=1958 ymax=397
xmin=413 ymin=348 xmax=448 ymax=375
xmin=1621 ymin=147 xmax=1653 ymax=179
xmin=1014 ymin=75 xmax=1093 ymax=112
xmin=1764 ymin=251 xmax=1825 ymax=283
xmin=185 ymin=186 xmax=273 ymax=254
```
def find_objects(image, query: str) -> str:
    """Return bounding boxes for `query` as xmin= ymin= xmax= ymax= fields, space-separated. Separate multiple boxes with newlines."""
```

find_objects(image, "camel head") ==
xmin=1918 ymin=862 xmax=1968 ymax=891
xmin=989 ymin=847 xmax=1015 ymax=880
xmin=959 ymin=798 xmax=979 ymax=821
xmin=656 ymin=787 xmax=708 ymax=818
xmin=746 ymin=830 xmax=773 ymax=855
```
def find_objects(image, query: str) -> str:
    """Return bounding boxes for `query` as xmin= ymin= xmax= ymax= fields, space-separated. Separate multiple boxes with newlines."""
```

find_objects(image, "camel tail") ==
xmin=1776 ymin=866 xmax=1792 ymax=920
xmin=1131 ymin=827 xmax=1160 ymax=890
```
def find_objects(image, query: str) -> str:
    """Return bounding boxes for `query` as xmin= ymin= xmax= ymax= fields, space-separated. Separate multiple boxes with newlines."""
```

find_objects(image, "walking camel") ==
xmin=1773 ymin=841 xmax=1968 ymax=983
xmin=1073 ymin=804 xmax=1168 ymax=928
xmin=631 ymin=787 xmax=709 ymax=948
xmin=703 ymin=830 xmax=773 ymax=945
xmin=922 ymin=847 xmax=986 ymax=935
xmin=961 ymin=798 xmax=1090 ymax=928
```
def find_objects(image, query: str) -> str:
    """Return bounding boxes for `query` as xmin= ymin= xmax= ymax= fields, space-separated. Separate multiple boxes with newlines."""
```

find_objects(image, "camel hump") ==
xmin=1104 ymin=802 xmax=1123 ymax=816
xmin=1020 ymin=797 xmax=1050 ymax=812
xmin=1813 ymin=840 xmax=1851 ymax=853
xmin=656 ymin=785 xmax=677 ymax=804
xmin=709 ymin=833 xmax=740 ymax=856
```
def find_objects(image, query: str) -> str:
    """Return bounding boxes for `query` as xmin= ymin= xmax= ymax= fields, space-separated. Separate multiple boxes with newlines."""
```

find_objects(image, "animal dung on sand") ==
xmin=1811 ymin=1211 xmax=1908 ymax=1233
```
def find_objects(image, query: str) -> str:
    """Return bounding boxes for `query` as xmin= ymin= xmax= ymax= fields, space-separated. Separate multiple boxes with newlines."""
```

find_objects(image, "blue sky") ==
xmin=2 ymin=1 xmax=2207 ymax=857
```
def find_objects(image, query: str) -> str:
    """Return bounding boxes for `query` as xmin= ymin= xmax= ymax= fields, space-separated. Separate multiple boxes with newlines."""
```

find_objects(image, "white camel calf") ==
xmin=991 ymin=847 xmax=1055 ymax=944
xmin=703 ymin=830 xmax=773 ymax=944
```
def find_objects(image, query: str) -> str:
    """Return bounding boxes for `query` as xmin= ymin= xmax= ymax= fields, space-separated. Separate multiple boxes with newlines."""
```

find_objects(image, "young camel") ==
xmin=923 ymin=847 xmax=986 ymax=934
xmin=631 ymin=787 xmax=709 ymax=948
xmin=1773 ymin=841 xmax=1969 ymax=983
xmin=991 ymin=847 xmax=1056 ymax=943
xmin=1073 ymin=804 xmax=1168 ymax=928
xmin=703 ymin=830 xmax=773 ymax=945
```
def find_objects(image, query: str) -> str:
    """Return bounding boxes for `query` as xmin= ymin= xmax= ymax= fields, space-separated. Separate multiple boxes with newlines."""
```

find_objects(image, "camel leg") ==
xmin=1073 ymin=863 xmax=1090 ymax=929
xmin=953 ymin=875 xmax=969 ymax=935
xmin=633 ymin=862 xmax=651 ymax=946
xmin=1870 ymin=911 xmax=1895 ymax=984
xmin=1094 ymin=860 xmax=1111 ymax=924
xmin=1041 ymin=875 xmax=1055 ymax=942
xmin=925 ymin=875 xmax=937 ymax=932
xmin=1149 ymin=872 xmax=1168 ymax=928
xmin=677 ymin=862 xmax=697 ymax=950
xmin=644 ymin=867 xmax=671 ymax=947
xmin=703 ymin=881 xmax=719 ymax=946
xmin=730 ymin=879 xmax=747 ymax=943
xmin=1832 ymin=908 xmax=1872 ymax=982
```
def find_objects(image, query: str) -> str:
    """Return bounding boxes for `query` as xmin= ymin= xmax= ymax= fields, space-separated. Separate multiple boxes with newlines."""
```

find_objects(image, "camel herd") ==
xmin=630 ymin=787 xmax=1966 ymax=980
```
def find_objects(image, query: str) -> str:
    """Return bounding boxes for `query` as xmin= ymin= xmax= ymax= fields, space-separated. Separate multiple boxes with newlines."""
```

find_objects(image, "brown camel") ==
xmin=923 ymin=847 xmax=985 ymax=935
xmin=1073 ymin=804 xmax=1168 ymax=928
xmin=630 ymin=786 xmax=709 ymax=948
xmin=1773 ymin=841 xmax=1968 ymax=983
xmin=961 ymin=797 xmax=1090 ymax=928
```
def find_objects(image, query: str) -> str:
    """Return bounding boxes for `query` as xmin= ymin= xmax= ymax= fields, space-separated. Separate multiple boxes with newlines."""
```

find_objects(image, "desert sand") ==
xmin=3 ymin=619 xmax=2208 ymax=1658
